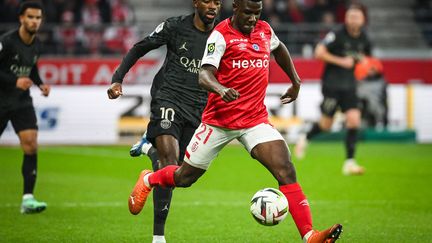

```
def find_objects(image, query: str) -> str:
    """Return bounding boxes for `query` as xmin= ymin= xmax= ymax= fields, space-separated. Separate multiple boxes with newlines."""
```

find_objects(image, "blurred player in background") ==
xmin=107 ymin=1 xmax=221 ymax=242
xmin=295 ymin=3 xmax=371 ymax=176
xmin=126 ymin=0 xmax=343 ymax=242
xmin=0 ymin=1 xmax=50 ymax=214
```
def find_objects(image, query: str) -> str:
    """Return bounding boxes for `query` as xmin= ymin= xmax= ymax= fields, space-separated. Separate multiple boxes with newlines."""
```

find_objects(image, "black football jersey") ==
xmin=112 ymin=14 xmax=213 ymax=112
xmin=320 ymin=26 xmax=372 ymax=90
xmin=0 ymin=29 xmax=43 ymax=109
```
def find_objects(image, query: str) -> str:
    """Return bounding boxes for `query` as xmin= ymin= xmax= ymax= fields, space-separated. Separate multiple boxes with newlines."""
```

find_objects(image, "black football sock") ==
xmin=306 ymin=122 xmax=322 ymax=140
xmin=345 ymin=128 xmax=358 ymax=160
xmin=22 ymin=154 xmax=37 ymax=195
xmin=149 ymin=150 xmax=173 ymax=236
xmin=147 ymin=147 xmax=159 ymax=168
xmin=152 ymin=185 xmax=172 ymax=236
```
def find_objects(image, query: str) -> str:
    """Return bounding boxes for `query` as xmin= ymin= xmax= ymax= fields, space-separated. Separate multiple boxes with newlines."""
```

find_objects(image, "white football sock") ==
xmin=152 ymin=235 xmax=166 ymax=243
xmin=141 ymin=143 xmax=152 ymax=155
xmin=23 ymin=194 xmax=34 ymax=200
xmin=302 ymin=230 xmax=314 ymax=243
xmin=143 ymin=173 xmax=151 ymax=188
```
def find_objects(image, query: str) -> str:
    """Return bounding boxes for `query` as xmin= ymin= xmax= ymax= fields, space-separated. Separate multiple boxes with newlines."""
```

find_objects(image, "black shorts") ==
xmin=146 ymin=100 xmax=203 ymax=161
xmin=320 ymin=87 xmax=359 ymax=117
xmin=0 ymin=106 xmax=38 ymax=135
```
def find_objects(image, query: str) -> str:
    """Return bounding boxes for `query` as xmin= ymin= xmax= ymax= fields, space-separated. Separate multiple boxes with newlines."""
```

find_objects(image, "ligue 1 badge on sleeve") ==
xmin=207 ymin=43 xmax=215 ymax=55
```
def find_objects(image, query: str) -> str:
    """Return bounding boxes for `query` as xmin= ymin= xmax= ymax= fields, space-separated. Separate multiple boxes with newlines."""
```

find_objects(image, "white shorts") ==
xmin=184 ymin=123 xmax=285 ymax=170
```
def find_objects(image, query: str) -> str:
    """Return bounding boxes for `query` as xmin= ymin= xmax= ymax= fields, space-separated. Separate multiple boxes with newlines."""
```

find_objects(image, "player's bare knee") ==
xmin=21 ymin=139 xmax=37 ymax=154
xmin=319 ymin=121 xmax=332 ymax=131
xmin=346 ymin=117 xmax=361 ymax=128
xmin=346 ymin=114 xmax=361 ymax=127
xmin=274 ymin=163 xmax=296 ymax=184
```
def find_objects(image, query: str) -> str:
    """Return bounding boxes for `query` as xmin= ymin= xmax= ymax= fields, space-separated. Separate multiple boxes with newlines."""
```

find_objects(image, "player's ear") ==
xmin=19 ymin=14 xmax=25 ymax=25
xmin=193 ymin=0 xmax=199 ymax=8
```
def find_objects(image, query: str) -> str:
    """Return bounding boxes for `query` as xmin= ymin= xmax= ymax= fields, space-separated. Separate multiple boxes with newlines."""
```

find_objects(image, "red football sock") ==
xmin=148 ymin=165 xmax=179 ymax=187
xmin=279 ymin=183 xmax=313 ymax=238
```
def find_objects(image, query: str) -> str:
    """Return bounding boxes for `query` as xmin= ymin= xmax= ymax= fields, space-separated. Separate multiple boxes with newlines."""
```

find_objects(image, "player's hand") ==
xmin=280 ymin=84 xmax=300 ymax=104
xmin=16 ymin=77 xmax=33 ymax=90
xmin=39 ymin=84 xmax=51 ymax=97
xmin=340 ymin=56 xmax=355 ymax=69
xmin=219 ymin=87 xmax=239 ymax=103
xmin=107 ymin=83 xmax=123 ymax=99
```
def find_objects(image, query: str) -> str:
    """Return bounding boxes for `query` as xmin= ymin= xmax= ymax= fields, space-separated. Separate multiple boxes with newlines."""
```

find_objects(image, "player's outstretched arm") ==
xmin=111 ymin=21 xmax=170 ymax=86
xmin=199 ymin=64 xmax=239 ymax=103
xmin=272 ymin=42 xmax=300 ymax=104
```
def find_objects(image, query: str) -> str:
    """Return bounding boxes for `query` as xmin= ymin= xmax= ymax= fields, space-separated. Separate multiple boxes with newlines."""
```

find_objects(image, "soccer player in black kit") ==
xmin=107 ymin=1 xmax=221 ymax=242
xmin=295 ymin=4 xmax=370 ymax=176
xmin=0 ymin=1 xmax=50 ymax=213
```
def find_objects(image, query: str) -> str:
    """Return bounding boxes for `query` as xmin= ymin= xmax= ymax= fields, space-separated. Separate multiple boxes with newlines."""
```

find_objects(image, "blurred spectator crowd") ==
xmin=413 ymin=0 xmax=432 ymax=46
xmin=0 ymin=0 xmax=430 ymax=56
xmin=0 ymin=0 xmax=136 ymax=55
xmin=220 ymin=0 xmax=365 ymax=54
xmin=221 ymin=0 xmax=355 ymax=26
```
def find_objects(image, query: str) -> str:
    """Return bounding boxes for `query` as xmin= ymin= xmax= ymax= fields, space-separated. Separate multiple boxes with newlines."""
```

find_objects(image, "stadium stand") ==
xmin=1 ymin=0 xmax=431 ymax=57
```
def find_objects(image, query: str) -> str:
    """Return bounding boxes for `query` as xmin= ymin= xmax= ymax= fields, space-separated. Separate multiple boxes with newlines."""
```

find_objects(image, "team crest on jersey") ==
xmin=252 ymin=44 xmax=260 ymax=51
xmin=160 ymin=119 xmax=171 ymax=129
xmin=207 ymin=43 xmax=215 ymax=55
xmin=191 ymin=141 xmax=199 ymax=152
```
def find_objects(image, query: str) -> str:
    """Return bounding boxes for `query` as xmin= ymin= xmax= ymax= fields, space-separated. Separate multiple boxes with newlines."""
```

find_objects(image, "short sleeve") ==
xmin=270 ymin=27 xmax=280 ymax=51
xmin=201 ymin=30 xmax=226 ymax=69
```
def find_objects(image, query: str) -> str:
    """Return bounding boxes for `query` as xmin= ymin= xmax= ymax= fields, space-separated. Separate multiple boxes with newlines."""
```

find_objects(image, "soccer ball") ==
xmin=250 ymin=188 xmax=289 ymax=226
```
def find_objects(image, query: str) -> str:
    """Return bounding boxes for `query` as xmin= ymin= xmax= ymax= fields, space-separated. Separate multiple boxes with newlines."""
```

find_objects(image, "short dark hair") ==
xmin=18 ymin=1 xmax=44 ymax=16
xmin=347 ymin=2 xmax=368 ymax=23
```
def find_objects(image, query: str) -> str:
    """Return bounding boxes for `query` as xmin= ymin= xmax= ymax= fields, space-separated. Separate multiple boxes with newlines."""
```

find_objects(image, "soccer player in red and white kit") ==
xmin=128 ymin=0 xmax=342 ymax=241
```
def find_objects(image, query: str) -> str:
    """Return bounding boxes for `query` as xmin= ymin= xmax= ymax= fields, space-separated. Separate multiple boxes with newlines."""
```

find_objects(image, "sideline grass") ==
xmin=0 ymin=143 xmax=431 ymax=242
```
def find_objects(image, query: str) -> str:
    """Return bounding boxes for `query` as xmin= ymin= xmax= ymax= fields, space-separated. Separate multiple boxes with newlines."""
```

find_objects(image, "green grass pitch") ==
xmin=0 ymin=143 xmax=431 ymax=242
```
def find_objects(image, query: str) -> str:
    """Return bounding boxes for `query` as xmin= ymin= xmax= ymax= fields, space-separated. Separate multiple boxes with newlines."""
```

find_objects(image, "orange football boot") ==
xmin=307 ymin=224 xmax=343 ymax=243
xmin=128 ymin=170 xmax=152 ymax=215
